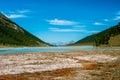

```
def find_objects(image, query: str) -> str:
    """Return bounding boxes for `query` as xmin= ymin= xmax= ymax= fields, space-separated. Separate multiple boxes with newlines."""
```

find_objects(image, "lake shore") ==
xmin=0 ymin=50 xmax=120 ymax=80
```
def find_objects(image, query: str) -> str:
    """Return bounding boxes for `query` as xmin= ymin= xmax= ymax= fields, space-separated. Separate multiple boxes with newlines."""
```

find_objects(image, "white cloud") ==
xmin=49 ymin=28 xmax=86 ymax=32
xmin=5 ymin=14 xmax=27 ymax=18
xmin=104 ymin=19 xmax=109 ymax=22
xmin=1 ymin=9 xmax=30 ymax=19
xmin=47 ymin=19 xmax=78 ymax=25
xmin=17 ymin=9 xmax=30 ymax=13
xmin=7 ymin=9 xmax=30 ymax=14
xmin=87 ymin=30 xmax=100 ymax=33
xmin=113 ymin=16 xmax=120 ymax=20
xmin=49 ymin=27 xmax=100 ymax=33
xmin=73 ymin=25 xmax=86 ymax=28
xmin=93 ymin=22 xmax=105 ymax=25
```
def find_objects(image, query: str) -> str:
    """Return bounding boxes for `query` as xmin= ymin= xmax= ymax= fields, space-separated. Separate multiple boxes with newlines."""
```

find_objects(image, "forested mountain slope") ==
xmin=0 ymin=13 xmax=50 ymax=46
xmin=74 ymin=22 xmax=120 ymax=46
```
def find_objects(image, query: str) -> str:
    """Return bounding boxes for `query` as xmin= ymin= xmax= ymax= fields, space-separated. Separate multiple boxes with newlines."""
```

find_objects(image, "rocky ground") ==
xmin=0 ymin=50 xmax=120 ymax=80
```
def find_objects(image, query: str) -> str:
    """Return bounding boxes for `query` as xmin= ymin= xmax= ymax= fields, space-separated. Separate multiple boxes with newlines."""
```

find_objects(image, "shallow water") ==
xmin=0 ymin=46 xmax=120 ymax=54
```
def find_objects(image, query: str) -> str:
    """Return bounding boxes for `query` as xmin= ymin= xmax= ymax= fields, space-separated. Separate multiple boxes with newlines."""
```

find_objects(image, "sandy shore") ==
xmin=0 ymin=50 xmax=120 ymax=80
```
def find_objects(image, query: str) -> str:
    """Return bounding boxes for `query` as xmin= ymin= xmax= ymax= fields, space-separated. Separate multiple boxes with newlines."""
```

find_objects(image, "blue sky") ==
xmin=0 ymin=0 xmax=120 ymax=44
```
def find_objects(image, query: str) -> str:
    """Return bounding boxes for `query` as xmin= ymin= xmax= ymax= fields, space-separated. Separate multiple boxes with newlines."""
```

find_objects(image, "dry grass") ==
xmin=82 ymin=63 xmax=99 ymax=70
xmin=109 ymin=34 xmax=120 ymax=46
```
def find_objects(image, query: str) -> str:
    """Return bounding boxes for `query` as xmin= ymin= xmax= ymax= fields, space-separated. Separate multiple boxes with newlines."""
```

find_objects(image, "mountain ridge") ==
xmin=71 ymin=22 xmax=120 ymax=46
xmin=0 ymin=12 xmax=50 ymax=47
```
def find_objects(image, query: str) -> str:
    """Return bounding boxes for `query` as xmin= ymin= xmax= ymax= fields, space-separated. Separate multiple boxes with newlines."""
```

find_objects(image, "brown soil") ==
xmin=0 ymin=68 xmax=76 ymax=80
xmin=0 ymin=50 xmax=120 ymax=80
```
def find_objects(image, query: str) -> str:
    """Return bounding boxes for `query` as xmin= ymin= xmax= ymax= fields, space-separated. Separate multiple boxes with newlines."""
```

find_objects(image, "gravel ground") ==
xmin=0 ymin=50 xmax=120 ymax=80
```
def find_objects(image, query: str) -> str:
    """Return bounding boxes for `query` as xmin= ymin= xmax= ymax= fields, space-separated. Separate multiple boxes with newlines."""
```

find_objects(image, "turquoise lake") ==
xmin=0 ymin=46 xmax=120 ymax=54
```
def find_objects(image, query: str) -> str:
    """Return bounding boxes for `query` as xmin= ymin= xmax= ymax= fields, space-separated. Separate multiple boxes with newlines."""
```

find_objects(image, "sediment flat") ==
xmin=0 ymin=50 xmax=120 ymax=80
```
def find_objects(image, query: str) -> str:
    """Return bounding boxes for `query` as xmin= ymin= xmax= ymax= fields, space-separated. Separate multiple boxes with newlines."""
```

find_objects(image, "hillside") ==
xmin=0 ymin=13 xmax=50 ymax=46
xmin=109 ymin=34 xmax=120 ymax=46
xmin=73 ymin=22 xmax=120 ymax=46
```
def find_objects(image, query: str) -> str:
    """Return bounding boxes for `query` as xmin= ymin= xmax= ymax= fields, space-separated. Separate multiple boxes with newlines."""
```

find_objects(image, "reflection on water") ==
xmin=0 ymin=46 xmax=120 ymax=54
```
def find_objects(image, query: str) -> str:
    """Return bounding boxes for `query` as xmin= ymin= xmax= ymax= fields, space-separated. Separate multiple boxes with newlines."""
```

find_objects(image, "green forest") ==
xmin=75 ymin=22 xmax=120 ymax=46
xmin=0 ymin=13 xmax=49 ymax=46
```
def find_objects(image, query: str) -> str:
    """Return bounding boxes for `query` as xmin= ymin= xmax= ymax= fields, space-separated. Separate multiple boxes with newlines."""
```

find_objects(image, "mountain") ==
xmin=72 ymin=22 xmax=120 ymax=46
xmin=0 ymin=13 xmax=50 ymax=46
xmin=52 ymin=40 xmax=75 ymax=46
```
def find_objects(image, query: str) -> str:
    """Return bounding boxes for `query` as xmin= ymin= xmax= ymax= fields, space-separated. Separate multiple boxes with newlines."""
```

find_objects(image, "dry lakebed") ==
xmin=0 ymin=50 xmax=120 ymax=80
